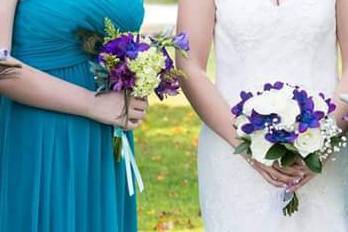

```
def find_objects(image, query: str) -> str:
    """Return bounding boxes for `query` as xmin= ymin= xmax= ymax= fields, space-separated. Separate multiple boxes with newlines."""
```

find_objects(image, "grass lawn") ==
xmin=135 ymin=105 xmax=202 ymax=231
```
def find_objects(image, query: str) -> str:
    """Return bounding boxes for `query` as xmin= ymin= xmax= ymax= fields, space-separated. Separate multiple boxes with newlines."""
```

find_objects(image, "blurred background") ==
xmin=136 ymin=0 xmax=215 ymax=231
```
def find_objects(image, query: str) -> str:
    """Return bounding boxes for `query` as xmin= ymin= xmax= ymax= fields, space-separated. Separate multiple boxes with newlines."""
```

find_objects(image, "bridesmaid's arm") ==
xmin=176 ymin=0 xmax=239 ymax=147
xmin=0 ymin=0 xmax=147 ymax=128
xmin=333 ymin=0 xmax=348 ymax=131
xmin=0 ymin=0 xmax=94 ymax=117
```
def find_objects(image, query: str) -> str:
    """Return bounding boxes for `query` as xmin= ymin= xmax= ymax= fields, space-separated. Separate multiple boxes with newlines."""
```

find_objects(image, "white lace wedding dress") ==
xmin=198 ymin=0 xmax=348 ymax=231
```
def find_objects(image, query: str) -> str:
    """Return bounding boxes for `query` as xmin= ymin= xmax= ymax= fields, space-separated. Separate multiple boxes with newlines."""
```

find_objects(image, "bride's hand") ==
xmin=274 ymin=160 xmax=316 ymax=192
xmin=87 ymin=91 xmax=148 ymax=129
xmin=245 ymin=157 xmax=305 ymax=188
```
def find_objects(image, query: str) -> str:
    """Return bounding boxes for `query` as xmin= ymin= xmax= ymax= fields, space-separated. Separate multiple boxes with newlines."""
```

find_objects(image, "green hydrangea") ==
xmin=128 ymin=47 xmax=165 ymax=97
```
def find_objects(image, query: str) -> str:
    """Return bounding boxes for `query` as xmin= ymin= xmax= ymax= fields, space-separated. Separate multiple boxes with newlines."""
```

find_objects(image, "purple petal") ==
xmin=241 ymin=124 xmax=255 ymax=134
xmin=273 ymin=81 xmax=284 ymax=90
xmin=264 ymin=83 xmax=273 ymax=91
xmin=299 ymin=123 xmax=308 ymax=133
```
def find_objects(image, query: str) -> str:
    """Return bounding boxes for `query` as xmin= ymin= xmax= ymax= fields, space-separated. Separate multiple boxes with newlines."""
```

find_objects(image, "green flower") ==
xmin=128 ymin=47 xmax=166 ymax=97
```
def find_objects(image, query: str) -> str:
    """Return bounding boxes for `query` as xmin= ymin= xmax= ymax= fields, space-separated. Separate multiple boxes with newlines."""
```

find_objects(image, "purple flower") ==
xmin=293 ymin=89 xmax=325 ymax=133
xmin=231 ymin=91 xmax=253 ymax=117
xmin=265 ymin=130 xmax=298 ymax=143
xmin=319 ymin=93 xmax=336 ymax=114
xmin=241 ymin=110 xmax=281 ymax=134
xmin=110 ymin=63 xmax=136 ymax=91
xmin=162 ymin=48 xmax=174 ymax=70
xmin=263 ymin=81 xmax=284 ymax=91
xmin=173 ymin=33 xmax=190 ymax=52
xmin=102 ymin=33 xmax=149 ymax=60
xmin=155 ymin=73 xmax=180 ymax=101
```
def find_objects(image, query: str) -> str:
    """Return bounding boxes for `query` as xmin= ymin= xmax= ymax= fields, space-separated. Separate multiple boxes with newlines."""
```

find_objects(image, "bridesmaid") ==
xmin=0 ymin=0 xmax=146 ymax=231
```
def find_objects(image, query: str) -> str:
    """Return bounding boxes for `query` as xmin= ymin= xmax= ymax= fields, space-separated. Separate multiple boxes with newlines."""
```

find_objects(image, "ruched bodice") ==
xmin=13 ymin=0 xmax=144 ymax=70
xmin=0 ymin=1 xmax=144 ymax=231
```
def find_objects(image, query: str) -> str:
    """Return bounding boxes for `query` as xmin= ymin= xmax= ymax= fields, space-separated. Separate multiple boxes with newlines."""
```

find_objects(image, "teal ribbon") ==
xmin=114 ymin=128 xmax=144 ymax=196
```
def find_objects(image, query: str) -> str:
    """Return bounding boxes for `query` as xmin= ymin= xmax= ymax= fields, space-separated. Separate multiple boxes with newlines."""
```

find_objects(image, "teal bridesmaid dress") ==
xmin=0 ymin=0 xmax=144 ymax=231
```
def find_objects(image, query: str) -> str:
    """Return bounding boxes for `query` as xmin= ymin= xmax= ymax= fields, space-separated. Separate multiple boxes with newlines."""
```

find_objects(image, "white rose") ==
xmin=244 ymin=91 xmax=283 ymax=116
xmin=250 ymin=131 xmax=274 ymax=166
xmin=235 ymin=115 xmax=250 ymax=138
xmin=244 ymin=90 xmax=300 ymax=128
xmin=277 ymin=99 xmax=300 ymax=128
xmin=243 ymin=94 xmax=266 ymax=116
xmin=294 ymin=128 xmax=324 ymax=158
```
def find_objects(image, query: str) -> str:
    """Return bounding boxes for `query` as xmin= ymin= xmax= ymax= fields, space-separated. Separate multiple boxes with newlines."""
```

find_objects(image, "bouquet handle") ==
xmin=114 ymin=128 xmax=144 ymax=196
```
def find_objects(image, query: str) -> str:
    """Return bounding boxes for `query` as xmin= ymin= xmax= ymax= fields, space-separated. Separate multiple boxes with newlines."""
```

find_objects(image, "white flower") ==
xmin=243 ymin=89 xmax=300 ymax=128
xmin=250 ymin=131 xmax=274 ymax=166
xmin=294 ymin=128 xmax=325 ymax=158
xmin=277 ymin=99 xmax=300 ymax=129
xmin=235 ymin=115 xmax=250 ymax=138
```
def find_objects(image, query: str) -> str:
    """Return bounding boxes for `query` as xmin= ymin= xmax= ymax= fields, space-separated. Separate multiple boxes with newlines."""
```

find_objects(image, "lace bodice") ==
xmin=214 ymin=0 xmax=338 ymax=105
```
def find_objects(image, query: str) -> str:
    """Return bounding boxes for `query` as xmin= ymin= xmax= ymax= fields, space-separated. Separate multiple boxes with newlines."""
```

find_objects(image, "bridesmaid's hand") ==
xmin=87 ymin=91 xmax=148 ymax=129
xmin=245 ymin=157 xmax=304 ymax=188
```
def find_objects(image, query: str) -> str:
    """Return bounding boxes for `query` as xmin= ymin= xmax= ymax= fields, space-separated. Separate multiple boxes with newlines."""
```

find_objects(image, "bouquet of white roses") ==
xmin=231 ymin=81 xmax=346 ymax=216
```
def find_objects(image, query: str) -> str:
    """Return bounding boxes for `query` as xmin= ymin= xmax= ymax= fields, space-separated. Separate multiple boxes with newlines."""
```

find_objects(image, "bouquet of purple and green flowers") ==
xmin=78 ymin=18 xmax=189 ymax=196
xmin=90 ymin=18 xmax=189 ymax=100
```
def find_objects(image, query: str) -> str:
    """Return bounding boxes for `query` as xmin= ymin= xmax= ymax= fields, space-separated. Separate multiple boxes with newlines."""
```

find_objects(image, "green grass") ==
xmin=135 ymin=105 xmax=203 ymax=231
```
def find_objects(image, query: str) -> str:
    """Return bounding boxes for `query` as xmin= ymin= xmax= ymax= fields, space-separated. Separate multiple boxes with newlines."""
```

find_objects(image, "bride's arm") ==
xmin=0 ymin=0 xmax=147 ymax=128
xmin=176 ymin=0 xmax=238 ymax=147
xmin=333 ymin=0 xmax=348 ymax=131
xmin=176 ymin=0 xmax=302 ymax=188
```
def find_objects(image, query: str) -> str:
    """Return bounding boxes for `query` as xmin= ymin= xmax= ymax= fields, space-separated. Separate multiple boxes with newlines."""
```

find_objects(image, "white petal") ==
xmin=250 ymin=131 xmax=274 ymax=166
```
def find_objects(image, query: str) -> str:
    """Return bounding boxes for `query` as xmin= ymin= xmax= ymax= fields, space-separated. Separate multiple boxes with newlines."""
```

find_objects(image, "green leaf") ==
xmin=281 ymin=151 xmax=298 ymax=167
xmin=265 ymin=144 xmax=287 ymax=160
xmin=283 ymin=192 xmax=299 ymax=217
xmin=282 ymin=143 xmax=298 ymax=153
xmin=330 ymin=136 xmax=341 ymax=147
xmin=234 ymin=141 xmax=251 ymax=154
xmin=304 ymin=153 xmax=322 ymax=173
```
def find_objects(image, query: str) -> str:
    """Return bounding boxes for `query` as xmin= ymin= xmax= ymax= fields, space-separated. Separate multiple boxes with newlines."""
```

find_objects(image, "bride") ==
xmin=177 ymin=0 xmax=348 ymax=231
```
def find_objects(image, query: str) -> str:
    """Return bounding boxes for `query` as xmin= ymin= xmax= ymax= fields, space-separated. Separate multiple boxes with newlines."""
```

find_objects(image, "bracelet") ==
xmin=0 ymin=49 xmax=9 ymax=61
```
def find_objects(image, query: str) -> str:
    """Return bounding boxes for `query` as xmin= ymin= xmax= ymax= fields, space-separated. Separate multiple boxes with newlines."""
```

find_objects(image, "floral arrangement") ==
xmin=90 ymin=18 xmax=189 ymax=100
xmin=231 ymin=81 xmax=346 ymax=216
xmin=79 ymin=18 xmax=189 ymax=196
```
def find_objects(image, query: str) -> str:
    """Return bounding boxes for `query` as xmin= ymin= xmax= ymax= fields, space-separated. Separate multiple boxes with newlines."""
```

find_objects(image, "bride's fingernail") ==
xmin=293 ymin=178 xmax=301 ymax=184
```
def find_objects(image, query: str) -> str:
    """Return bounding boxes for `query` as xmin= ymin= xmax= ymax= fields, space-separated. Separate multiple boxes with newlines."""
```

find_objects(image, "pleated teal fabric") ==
xmin=0 ymin=0 xmax=144 ymax=231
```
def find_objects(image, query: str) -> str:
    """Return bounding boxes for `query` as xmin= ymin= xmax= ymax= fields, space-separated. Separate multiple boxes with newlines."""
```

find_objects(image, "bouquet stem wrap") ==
xmin=114 ymin=128 xmax=144 ymax=196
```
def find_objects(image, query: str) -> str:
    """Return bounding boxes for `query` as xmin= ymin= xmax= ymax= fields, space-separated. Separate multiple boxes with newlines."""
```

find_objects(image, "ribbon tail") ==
xmin=122 ymin=133 xmax=135 ymax=196
xmin=129 ymin=150 xmax=144 ymax=193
